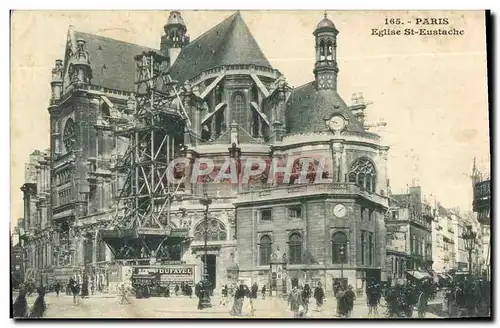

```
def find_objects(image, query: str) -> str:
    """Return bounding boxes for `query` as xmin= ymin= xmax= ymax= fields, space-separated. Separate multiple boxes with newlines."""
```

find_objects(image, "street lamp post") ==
xmin=462 ymin=224 xmax=476 ymax=276
xmin=199 ymin=188 xmax=212 ymax=308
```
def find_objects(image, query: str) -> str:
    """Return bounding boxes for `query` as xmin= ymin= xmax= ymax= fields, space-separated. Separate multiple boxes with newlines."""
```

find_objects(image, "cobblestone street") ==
xmin=14 ymin=292 xmax=445 ymax=319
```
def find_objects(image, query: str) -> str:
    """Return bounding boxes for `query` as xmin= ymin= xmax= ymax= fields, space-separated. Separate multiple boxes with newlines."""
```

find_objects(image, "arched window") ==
xmin=194 ymin=218 xmax=227 ymax=242
xmin=288 ymin=232 xmax=302 ymax=265
xmin=348 ymin=158 xmax=377 ymax=192
xmin=319 ymin=40 xmax=326 ymax=61
xmin=326 ymin=40 xmax=333 ymax=61
xmin=259 ymin=235 xmax=272 ymax=265
xmin=331 ymin=231 xmax=348 ymax=264
xmin=231 ymin=93 xmax=246 ymax=126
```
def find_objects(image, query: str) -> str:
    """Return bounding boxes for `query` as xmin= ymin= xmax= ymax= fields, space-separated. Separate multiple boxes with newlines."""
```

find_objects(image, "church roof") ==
xmin=73 ymin=30 xmax=158 ymax=92
xmin=285 ymin=81 xmax=365 ymax=134
xmin=316 ymin=17 xmax=336 ymax=30
xmin=169 ymin=12 xmax=272 ymax=83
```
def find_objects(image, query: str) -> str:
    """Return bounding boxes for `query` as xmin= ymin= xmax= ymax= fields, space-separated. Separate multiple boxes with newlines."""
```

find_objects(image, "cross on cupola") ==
xmin=313 ymin=12 xmax=339 ymax=90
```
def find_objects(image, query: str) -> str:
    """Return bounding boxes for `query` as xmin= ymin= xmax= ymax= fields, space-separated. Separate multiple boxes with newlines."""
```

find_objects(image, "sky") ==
xmin=10 ymin=10 xmax=490 ymax=229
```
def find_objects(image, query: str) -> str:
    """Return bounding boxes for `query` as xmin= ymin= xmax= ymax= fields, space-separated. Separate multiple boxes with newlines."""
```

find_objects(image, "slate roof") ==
xmin=73 ymin=30 xmax=158 ymax=92
xmin=285 ymin=81 xmax=365 ymax=134
xmin=168 ymin=12 xmax=272 ymax=83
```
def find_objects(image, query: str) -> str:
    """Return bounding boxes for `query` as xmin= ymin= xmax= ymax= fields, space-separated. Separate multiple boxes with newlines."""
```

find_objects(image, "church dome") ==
xmin=286 ymin=82 xmax=364 ymax=134
xmin=316 ymin=17 xmax=336 ymax=30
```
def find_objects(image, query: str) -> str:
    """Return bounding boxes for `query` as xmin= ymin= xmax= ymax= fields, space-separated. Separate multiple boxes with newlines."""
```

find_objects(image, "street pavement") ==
xmin=13 ymin=292 xmax=445 ymax=319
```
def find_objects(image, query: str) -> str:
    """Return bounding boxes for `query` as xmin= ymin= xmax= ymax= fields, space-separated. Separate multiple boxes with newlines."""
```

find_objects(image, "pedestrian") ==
xmin=220 ymin=284 xmax=228 ymax=306
xmin=287 ymin=286 xmax=304 ymax=318
xmin=313 ymin=282 xmax=325 ymax=312
xmin=302 ymin=284 xmax=311 ymax=314
xmin=81 ymin=274 xmax=89 ymax=299
xmin=230 ymin=284 xmax=246 ymax=316
xmin=174 ymin=284 xmax=179 ymax=296
xmin=367 ymin=282 xmax=380 ymax=317
xmin=119 ymin=283 xmax=131 ymax=304
xmin=336 ymin=286 xmax=347 ymax=317
xmin=188 ymin=284 xmax=193 ymax=298
xmin=261 ymin=284 xmax=267 ymax=299
xmin=69 ymin=277 xmax=80 ymax=305
xmin=344 ymin=285 xmax=356 ymax=317
xmin=417 ymin=288 xmax=428 ymax=318
xmin=66 ymin=280 xmax=72 ymax=296
xmin=91 ymin=279 xmax=95 ymax=296
xmin=29 ymin=287 xmax=47 ymax=318
xmin=54 ymin=281 xmax=61 ymax=297
xmin=13 ymin=287 xmax=28 ymax=318
xmin=196 ymin=281 xmax=204 ymax=310
xmin=249 ymin=282 xmax=258 ymax=315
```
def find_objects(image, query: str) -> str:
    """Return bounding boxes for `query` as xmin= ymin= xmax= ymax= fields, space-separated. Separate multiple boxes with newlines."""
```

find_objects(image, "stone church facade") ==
xmin=22 ymin=11 xmax=389 ymax=293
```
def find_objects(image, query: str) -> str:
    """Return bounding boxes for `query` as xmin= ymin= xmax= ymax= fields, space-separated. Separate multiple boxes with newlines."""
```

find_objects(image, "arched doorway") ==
xmin=193 ymin=218 xmax=227 ymax=289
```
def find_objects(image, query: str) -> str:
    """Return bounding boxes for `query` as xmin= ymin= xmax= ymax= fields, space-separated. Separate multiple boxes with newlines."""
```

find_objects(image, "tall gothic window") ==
xmin=331 ymin=231 xmax=348 ymax=264
xmin=194 ymin=218 xmax=227 ymax=242
xmin=232 ymin=93 xmax=246 ymax=126
xmin=348 ymin=158 xmax=377 ymax=192
xmin=288 ymin=232 xmax=302 ymax=265
xmin=259 ymin=235 xmax=272 ymax=265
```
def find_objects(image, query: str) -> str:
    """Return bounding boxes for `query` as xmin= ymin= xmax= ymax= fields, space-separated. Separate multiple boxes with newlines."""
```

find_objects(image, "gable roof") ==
xmin=169 ymin=12 xmax=272 ymax=83
xmin=73 ymin=30 xmax=158 ymax=92
xmin=285 ymin=81 xmax=365 ymax=134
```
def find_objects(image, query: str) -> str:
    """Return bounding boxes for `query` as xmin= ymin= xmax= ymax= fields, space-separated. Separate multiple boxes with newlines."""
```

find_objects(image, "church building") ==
xmin=23 ymin=11 xmax=390 ymax=293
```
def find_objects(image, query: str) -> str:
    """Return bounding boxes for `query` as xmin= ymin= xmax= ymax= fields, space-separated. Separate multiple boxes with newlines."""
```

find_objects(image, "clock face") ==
xmin=327 ymin=115 xmax=346 ymax=132
xmin=333 ymin=204 xmax=347 ymax=218
xmin=63 ymin=118 xmax=76 ymax=152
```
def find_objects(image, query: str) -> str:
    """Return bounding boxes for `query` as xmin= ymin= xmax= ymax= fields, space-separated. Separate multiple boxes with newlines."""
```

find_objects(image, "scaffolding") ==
xmin=101 ymin=51 xmax=189 ymax=261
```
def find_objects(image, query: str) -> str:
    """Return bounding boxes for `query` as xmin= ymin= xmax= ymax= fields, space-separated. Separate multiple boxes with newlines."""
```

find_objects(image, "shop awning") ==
xmin=406 ymin=270 xmax=431 ymax=280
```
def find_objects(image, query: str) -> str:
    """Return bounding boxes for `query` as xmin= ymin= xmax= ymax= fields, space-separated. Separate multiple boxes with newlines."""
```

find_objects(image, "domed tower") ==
xmin=161 ymin=11 xmax=190 ymax=65
xmin=313 ymin=13 xmax=339 ymax=90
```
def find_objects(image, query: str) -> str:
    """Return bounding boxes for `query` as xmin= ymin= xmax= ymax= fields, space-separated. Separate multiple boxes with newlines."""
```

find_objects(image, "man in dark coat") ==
xmin=54 ymin=281 xmax=61 ymax=297
xmin=69 ymin=277 xmax=80 ymax=305
xmin=313 ymin=282 xmax=325 ymax=312
xmin=29 ymin=287 xmax=47 ymax=318
xmin=13 ymin=288 xmax=28 ymax=318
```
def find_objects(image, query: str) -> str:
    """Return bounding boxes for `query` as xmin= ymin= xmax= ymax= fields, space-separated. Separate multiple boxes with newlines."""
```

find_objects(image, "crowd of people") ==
xmin=13 ymin=273 xmax=491 ymax=319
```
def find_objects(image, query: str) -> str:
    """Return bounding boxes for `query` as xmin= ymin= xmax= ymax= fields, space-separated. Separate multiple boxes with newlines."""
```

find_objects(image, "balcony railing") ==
xmin=236 ymin=182 xmax=388 ymax=206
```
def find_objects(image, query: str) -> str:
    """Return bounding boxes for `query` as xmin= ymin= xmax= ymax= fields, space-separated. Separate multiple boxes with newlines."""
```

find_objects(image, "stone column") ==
xmin=331 ymin=142 xmax=344 ymax=183
xmin=92 ymin=229 xmax=98 ymax=265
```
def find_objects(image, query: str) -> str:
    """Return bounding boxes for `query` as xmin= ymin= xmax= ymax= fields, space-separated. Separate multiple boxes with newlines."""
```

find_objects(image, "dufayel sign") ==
xmin=132 ymin=265 xmax=195 ymax=285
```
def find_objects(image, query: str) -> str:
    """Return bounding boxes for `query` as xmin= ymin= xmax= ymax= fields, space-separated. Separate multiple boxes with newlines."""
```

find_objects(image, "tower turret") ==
xmin=313 ymin=13 xmax=339 ymax=90
xmin=160 ymin=11 xmax=190 ymax=65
